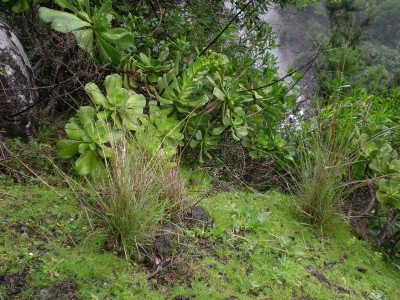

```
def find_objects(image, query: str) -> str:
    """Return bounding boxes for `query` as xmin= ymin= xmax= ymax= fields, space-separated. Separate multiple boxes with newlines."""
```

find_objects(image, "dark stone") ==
xmin=0 ymin=21 xmax=39 ymax=139
xmin=325 ymin=261 xmax=336 ymax=269
xmin=191 ymin=206 xmax=213 ymax=229
xmin=305 ymin=265 xmax=329 ymax=284
xmin=34 ymin=287 xmax=58 ymax=300
xmin=155 ymin=235 xmax=173 ymax=256
xmin=0 ymin=272 xmax=27 ymax=297
xmin=356 ymin=266 xmax=367 ymax=273
xmin=34 ymin=282 xmax=78 ymax=300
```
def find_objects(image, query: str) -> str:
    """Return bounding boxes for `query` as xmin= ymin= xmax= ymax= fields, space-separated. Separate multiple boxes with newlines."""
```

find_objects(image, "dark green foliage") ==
xmin=59 ymin=46 xmax=297 ymax=175
xmin=316 ymin=0 xmax=375 ymax=96
xmin=38 ymin=0 xmax=134 ymax=65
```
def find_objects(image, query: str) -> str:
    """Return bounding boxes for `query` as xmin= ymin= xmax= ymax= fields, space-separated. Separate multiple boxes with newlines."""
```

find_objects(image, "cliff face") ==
xmin=0 ymin=21 xmax=39 ymax=139
xmin=261 ymin=6 xmax=296 ymax=77
xmin=274 ymin=5 xmax=322 ymax=101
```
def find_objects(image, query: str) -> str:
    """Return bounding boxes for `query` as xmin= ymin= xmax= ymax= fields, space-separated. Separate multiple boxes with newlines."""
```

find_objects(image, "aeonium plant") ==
xmin=56 ymin=106 xmax=121 ymax=177
xmin=56 ymin=74 xmax=146 ymax=177
xmin=357 ymin=133 xmax=400 ymax=209
xmin=85 ymin=74 xmax=146 ymax=131
xmin=57 ymin=73 xmax=180 ymax=177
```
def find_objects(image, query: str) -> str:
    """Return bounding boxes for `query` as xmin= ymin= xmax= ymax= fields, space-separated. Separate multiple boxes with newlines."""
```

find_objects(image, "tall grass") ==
xmin=93 ymin=137 xmax=186 ymax=261
xmin=284 ymin=121 xmax=356 ymax=226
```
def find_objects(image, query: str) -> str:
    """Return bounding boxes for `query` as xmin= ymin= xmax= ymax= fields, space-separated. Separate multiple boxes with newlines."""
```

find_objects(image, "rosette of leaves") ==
xmin=38 ymin=0 xmax=134 ymax=65
xmin=155 ymin=52 xmax=228 ymax=114
xmin=122 ymin=50 xmax=172 ymax=89
xmin=56 ymin=106 xmax=120 ymax=177
xmin=130 ymin=103 xmax=183 ymax=159
xmin=206 ymin=74 xmax=253 ymax=141
xmin=357 ymin=133 xmax=400 ymax=209
xmin=85 ymin=74 xmax=146 ymax=131
xmin=376 ymin=176 xmax=400 ymax=209
xmin=154 ymin=52 xmax=262 ymax=161
xmin=219 ymin=76 xmax=294 ymax=161
xmin=152 ymin=52 xmax=229 ymax=160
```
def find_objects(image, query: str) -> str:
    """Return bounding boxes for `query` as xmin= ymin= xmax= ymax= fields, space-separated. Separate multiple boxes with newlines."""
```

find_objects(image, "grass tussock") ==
xmin=93 ymin=138 xmax=187 ymax=261
xmin=286 ymin=123 xmax=355 ymax=226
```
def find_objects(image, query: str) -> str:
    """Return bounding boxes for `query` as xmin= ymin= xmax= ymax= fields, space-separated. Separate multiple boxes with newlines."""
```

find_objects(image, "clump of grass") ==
xmin=93 ymin=138 xmax=186 ymax=261
xmin=285 ymin=123 xmax=355 ymax=226
xmin=294 ymin=140 xmax=344 ymax=225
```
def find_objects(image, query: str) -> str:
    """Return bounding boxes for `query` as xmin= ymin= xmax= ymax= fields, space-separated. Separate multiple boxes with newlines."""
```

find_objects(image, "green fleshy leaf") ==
xmin=56 ymin=139 xmax=81 ymax=158
xmin=77 ymin=106 xmax=96 ymax=125
xmin=94 ymin=120 xmax=111 ymax=144
xmin=85 ymin=83 xmax=109 ymax=108
xmin=104 ymin=74 xmax=123 ymax=100
xmin=73 ymin=29 xmax=94 ymax=56
xmin=55 ymin=0 xmax=80 ymax=14
xmin=213 ymin=87 xmax=226 ymax=101
xmin=96 ymin=34 xmax=122 ymax=64
xmin=75 ymin=149 xmax=101 ymax=176
xmin=119 ymin=109 xmax=141 ymax=130
xmin=126 ymin=92 xmax=146 ymax=109
xmin=234 ymin=126 xmax=249 ymax=139
xmin=101 ymin=28 xmax=134 ymax=50
xmin=78 ymin=143 xmax=90 ymax=154
xmin=98 ymin=145 xmax=112 ymax=158
xmin=65 ymin=119 xmax=86 ymax=141
xmin=190 ymin=139 xmax=201 ymax=148
xmin=39 ymin=7 xmax=91 ymax=33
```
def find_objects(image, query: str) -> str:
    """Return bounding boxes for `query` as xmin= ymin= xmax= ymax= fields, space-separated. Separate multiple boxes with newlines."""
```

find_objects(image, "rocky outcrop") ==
xmin=0 ymin=20 xmax=39 ymax=139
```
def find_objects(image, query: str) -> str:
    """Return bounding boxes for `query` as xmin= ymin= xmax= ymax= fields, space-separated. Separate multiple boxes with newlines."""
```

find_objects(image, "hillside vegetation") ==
xmin=0 ymin=0 xmax=399 ymax=299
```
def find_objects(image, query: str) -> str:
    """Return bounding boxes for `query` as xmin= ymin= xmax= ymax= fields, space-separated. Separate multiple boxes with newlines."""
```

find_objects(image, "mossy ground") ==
xmin=1 ymin=172 xmax=399 ymax=299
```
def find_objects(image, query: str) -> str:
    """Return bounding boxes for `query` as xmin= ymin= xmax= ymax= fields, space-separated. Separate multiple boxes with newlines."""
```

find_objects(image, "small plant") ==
xmin=357 ymin=133 xmax=400 ymax=210
xmin=85 ymin=74 xmax=146 ymax=131
xmin=57 ymin=74 xmax=184 ymax=176
xmin=92 ymin=137 xmax=186 ymax=261
xmin=56 ymin=106 xmax=119 ymax=177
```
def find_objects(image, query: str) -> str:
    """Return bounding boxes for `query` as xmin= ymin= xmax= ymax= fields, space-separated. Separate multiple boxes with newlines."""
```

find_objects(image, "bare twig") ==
xmin=146 ymin=257 xmax=172 ymax=280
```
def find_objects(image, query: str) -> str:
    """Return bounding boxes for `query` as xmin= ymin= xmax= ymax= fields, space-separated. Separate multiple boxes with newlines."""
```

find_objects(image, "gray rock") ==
xmin=0 ymin=20 xmax=39 ymax=139
xmin=191 ymin=206 xmax=213 ymax=229
xmin=155 ymin=235 xmax=173 ymax=256
xmin=34 ymin=287 xmax=59 ymax=300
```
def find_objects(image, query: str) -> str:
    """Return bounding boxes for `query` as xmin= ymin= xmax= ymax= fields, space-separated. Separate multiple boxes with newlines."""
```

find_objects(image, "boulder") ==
xmin=0 ymin=20 xmax=39 ymax=139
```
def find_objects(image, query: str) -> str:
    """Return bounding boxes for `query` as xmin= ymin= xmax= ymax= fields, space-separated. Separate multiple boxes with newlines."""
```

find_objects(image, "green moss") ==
xmin=1 ymin=179 xmax=399 ymax=299
xmin=187 ymin=191 xmax=400 ymax=299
